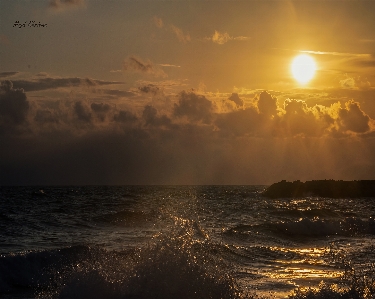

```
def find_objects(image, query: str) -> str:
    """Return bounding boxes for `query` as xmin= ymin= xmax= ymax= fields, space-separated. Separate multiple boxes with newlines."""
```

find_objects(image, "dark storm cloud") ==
xmin=114 ymin=110 xmax=138 ymax=123
xmin=1 ymin=84 xmax=375 ymax=185
xmin=215 ymin=106 xmax=264 ymax=137
xmin=138 ymin=84 xmax=161 ymax=95
xmin=91 ymin=103 xmax=111 ymax=122
xmin=123 ymin=56 xmax=167 ymax=78
xmin=34 ymin=109 xmax=59 ymax=124
xmin=0 ymin=72 xmax=19 ymax=78
xmin=74 ymin=101 xmax=92 ymax=123
xmin=11 ymin=77 xmax=120 ymax=92
xmin=91 ymin=103 xmax=111 ymax=113
xmin=142 ymin=105 xmax=171 ymax=127
xmin=228 ymin=93 xmax=244 ymax=107
xmin=0 ymin=81 xmax=29 ymax=130
xmin=337 ymin=100 xmax=370 ymax=133
xmin=173 ymin=91 xmax=214 ymax=124
xmin=103 ymin=89 xmax=136 ymax=98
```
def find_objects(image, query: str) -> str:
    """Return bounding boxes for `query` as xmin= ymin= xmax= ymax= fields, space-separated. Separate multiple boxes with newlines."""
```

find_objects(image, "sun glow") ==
xmin=291 ymin=54 xmax=317 ymax=84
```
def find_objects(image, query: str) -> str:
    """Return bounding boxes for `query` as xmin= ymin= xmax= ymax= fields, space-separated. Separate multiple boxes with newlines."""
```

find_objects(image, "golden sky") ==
xmin=0 ymin=0 xmax=375 ymax=184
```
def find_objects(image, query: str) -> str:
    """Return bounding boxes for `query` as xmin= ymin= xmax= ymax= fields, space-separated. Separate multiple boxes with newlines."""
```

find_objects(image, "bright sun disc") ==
xmin=291 ymin=54 xmax=316 ymax=84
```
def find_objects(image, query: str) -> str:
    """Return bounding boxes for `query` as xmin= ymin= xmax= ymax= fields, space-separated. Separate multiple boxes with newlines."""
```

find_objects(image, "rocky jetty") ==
xmin=263 ymin=180 xmax=375 ymax=198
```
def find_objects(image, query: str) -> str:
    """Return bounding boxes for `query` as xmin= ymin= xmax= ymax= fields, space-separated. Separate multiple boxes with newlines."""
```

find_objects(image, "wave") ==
xmin=0 ymin=245 xmax=93 ymax=294
xmin=224 ymin=216 xmax=375 ymax=239
xmin=1 ymin=220 xmax=253 ymax=299
xmin=274 ymin=217 xmax=375 ymax=237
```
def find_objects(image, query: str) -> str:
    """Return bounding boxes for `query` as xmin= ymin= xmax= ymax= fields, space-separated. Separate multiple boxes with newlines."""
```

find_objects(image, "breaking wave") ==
xmin=1 ymin=219 xmax=255 ymax=299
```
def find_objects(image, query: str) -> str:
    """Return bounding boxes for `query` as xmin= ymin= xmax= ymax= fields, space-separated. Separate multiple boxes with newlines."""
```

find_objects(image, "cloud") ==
xmin=142 ymin=105 xmax=171 ymax=127
xmin=337 ymin=100 xmax=370 ymax=133
xmin=153 ymin=16 xmax=191 ymax=43
xmin=91 ymin=103 xmax=111 ymax=122
xmin=101 ymin=89 xmax=136 ymax=98
xmin=0 ymin=80 xmax=29 ymax=131
xmin=136 ymin=79 xmax=188 ymax=91
xmin=1 ymin=83 xmax=375 ymax=185
xmin=211 ymin=31 xmax=231 ymax=45
xmin=173 ymin=91 xmax=215 ymax=124
xmin=5 ymin=79 xmax=371 ymax=139
xmin=209 ymin=30 xmax=250 ymax=45
xmin=215 ymin=106 xmax=263 ymax=137
xmin=35 ymin=72 xmax=49 ymax=77
xmin=74 ymin=101 xmax=92 ymax=123
xmin=339 ymin=75 xmax=371 ymax=90
xmin=277 ymin=99 xmax=331 ymax=137
xmin=170 ymin=25 xmax=191 ymax=43
xmin=158 ymin=64 xmax=181 ymax=68
xmin=257 ymin=91 xmax=278 ymax=117
xmin=228 ymin=93 xmax=244 ymax=108
xmin=123 ymin=56 xmax=167 ymax=78
xmin=233 ymin=36 xmax=250 ymax=41
xmin=0 ymin=72 xmax=19 ymax=78
xmin=340 ymin=77 xmax=356 ymax=89
xmin=299 ymin=50 xmax=370 ymax=58
xmin=11 ymin=77 xmax=120 ymax=92
xmin=114 ymin=110 xmax=138 ymax=124
xmin=216 ymin=94 xmax=373 ymax=138
xmin=34 ymin=109 xmax=59 ymax=125
xmin=138 ymin=84 xmax=162 ymax=95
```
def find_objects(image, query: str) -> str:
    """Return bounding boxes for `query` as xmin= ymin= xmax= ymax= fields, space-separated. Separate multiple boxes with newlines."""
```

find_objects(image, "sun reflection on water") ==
xmin=264 ymin=246 xmax=343 ymax=283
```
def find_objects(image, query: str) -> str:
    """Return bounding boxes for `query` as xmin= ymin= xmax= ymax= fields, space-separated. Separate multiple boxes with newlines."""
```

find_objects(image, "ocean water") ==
xmin=1 ymin=185 xmax=375 ymax=299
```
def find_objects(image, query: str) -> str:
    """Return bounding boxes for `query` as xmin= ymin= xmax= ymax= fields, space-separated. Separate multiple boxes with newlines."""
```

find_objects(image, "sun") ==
xmin=291 ymin=54 xmax=316 ymax=84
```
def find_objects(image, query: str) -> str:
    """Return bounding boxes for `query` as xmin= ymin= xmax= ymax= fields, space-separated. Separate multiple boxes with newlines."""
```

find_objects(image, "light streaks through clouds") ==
xmin=1 ymin=78 xmax=375 ymax=185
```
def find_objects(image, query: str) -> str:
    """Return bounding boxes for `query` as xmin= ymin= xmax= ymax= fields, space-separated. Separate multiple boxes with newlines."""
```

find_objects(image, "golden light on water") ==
xmin=265 ymin=247 xmax=343 ymax=281
xmin=291 ymin=54 xmax=317 ymax=84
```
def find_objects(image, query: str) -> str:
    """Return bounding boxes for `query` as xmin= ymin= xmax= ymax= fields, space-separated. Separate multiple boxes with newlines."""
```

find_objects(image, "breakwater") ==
xmin=263 ymin=180 xmax=375 ymax=198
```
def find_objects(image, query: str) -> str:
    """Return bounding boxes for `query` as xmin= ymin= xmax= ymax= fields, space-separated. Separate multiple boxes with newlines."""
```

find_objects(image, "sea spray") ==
xmin=36 ymin=216 xmax=255 ymax=299
xmin=3 ymin=185 xmax=375 ymax=298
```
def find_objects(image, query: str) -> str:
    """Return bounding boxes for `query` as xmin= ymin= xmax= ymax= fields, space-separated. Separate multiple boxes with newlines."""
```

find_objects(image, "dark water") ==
xmin=1 ymin=186 xmax=375 ymax=298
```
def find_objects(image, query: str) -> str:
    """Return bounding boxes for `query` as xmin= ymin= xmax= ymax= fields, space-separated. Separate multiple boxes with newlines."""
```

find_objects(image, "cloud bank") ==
xmin=10 ymin=77 xmax=121 ymax=92
xmin=1 ymin=81 xmax=374 ymax=185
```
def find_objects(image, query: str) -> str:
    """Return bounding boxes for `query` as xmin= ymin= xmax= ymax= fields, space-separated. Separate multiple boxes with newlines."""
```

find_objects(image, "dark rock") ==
xmin=263 ymin=180 xmax=375 ymax=198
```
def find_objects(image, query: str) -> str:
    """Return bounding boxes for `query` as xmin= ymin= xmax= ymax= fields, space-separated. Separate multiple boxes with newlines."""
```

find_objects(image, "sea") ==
xmin=1 ymin=185 xmax=375 ymax=299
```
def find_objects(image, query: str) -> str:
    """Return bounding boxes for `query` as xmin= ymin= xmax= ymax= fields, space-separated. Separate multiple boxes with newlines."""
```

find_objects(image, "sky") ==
xmin=1 ymin=0 xmax=375 ymax=185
